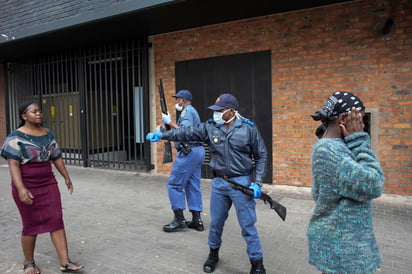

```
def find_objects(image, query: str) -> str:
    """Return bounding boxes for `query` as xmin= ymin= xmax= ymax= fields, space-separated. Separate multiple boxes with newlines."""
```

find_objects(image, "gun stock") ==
xmin=260 ymin=193 xmax=287 ymax=221
xmin=227 ymin=179 xmax=287 ymax=221
xmin=158 ymin=79 xmax=173 ymax=163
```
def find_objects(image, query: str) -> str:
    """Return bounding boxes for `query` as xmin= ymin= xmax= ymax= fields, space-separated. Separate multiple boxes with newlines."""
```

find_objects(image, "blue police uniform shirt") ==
xmin=161 ymin=117 xmax=267 ymax=182
xmin=175 ymin=104 xmax=202 ymax=148
xmin=178 ymin=104 xmax=201 ymax=127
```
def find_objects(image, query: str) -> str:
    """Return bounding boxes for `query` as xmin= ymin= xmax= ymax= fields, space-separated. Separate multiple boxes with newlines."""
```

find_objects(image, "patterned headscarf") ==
xmin=311 ymin=91 xmax=365 ymax=138
xmin=312 ymin=91 xmax=365 ymax=122
xmin=18 ymin=101 xmax=36 ymax=128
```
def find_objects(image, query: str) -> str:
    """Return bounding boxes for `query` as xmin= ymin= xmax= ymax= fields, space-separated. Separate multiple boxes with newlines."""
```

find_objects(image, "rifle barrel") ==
xmin=158 ymin=79 xmax=172 ymax=162
xmin=158 ymin=79 xmax=171 ymax=130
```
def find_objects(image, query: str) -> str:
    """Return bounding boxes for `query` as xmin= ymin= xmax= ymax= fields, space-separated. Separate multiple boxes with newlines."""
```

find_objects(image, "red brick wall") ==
xmin=153 ymin=0 xmax=412 ymax=195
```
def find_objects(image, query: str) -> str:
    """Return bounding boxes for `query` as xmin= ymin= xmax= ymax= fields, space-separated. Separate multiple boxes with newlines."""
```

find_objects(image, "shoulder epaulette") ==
xmin=241 ymin=118 xmax=255 ymax=126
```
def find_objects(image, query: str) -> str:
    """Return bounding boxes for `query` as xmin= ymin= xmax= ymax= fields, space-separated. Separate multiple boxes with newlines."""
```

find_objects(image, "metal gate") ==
xmin=6 ymin=40 xmax=150 ymax=170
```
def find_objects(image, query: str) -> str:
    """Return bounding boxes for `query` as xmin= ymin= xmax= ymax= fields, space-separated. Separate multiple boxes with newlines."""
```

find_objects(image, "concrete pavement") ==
xmin=1 ymin=164 xmax=412 ymax=274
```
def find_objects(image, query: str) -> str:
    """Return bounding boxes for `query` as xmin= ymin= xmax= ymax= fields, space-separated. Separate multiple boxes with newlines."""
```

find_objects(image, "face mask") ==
xmin=213 ymin=111 xmax=224 ymax=125
xmin=225 ymin=111 xmax=237 ymax=124
xmin=175 ymin=103 xmax=183 ymax=112
xmin=213 ymin=109 xmax=231 ymax=125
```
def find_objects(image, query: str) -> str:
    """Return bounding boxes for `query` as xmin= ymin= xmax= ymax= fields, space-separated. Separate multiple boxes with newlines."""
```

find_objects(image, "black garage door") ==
xmin=175 ymin=50 xmax=272 ymax=183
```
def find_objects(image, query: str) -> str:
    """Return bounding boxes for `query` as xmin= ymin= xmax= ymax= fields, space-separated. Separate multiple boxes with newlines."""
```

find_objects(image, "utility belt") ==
xmin=176 ymin=143 xmax=203 ymax=155
xmin=215 ymin=172 xmax=250 ymax=180
xmin=217 ymin=175 xmax=231 ymax=180
xmin=188 ymin=143 xmax=203 ymax=147
xmin=215 ymin=173 xmax=240 ymax=180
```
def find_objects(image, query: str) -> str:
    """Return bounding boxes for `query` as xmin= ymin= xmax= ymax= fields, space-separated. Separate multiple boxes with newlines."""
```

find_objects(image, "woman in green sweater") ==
xmin=307 ymin=92 xmax=384 ymax=273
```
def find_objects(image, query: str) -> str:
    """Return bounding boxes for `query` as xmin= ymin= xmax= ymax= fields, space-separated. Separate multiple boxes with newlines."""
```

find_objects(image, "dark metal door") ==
xmin=175 ymin=51 xmax=272 ymax=183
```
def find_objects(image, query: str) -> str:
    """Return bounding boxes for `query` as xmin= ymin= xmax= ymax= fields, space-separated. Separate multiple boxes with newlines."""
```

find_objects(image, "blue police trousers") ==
xmin=208 ymin=176 xmax=263 ymax=260
xmin=167 ymin=146 xmax=205 ymax=211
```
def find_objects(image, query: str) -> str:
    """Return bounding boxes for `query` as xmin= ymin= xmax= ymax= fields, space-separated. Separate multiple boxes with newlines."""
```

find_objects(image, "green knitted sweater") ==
xmin=307 ymin=132 xmax=384 ymax=273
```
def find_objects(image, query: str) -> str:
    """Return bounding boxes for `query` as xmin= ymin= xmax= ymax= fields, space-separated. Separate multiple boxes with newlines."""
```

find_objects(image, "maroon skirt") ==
xmin=12 ymin=161 xmax=64 ymax=236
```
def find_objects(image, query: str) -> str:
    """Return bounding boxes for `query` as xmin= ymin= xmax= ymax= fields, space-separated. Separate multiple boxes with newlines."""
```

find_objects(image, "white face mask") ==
xmin=213 ymin=109 xmax=231 ymax=125
xmin=213 ymin=111 xmax=224 ymax=125
xmin=175 ymin=103 xmax=183 ymax=112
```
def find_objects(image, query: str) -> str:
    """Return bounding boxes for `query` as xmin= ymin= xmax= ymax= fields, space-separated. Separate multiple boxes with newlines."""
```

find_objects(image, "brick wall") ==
xmin=153 ymin=0 xmax=412 ymax=195
xmin=0 ymin=1 xmax=95 ymax=36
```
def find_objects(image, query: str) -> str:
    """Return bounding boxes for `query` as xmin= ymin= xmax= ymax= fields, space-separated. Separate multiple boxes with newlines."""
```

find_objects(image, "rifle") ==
xmin=226 ymin=179 xmax=287 ymax=221
xmin=158 ymin=79 xmax=173 ymax=163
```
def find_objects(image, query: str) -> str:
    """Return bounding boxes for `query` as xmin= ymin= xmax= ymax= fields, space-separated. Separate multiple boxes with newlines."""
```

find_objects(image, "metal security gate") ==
xmin=6 ymin=40 xmax=150 ymax=170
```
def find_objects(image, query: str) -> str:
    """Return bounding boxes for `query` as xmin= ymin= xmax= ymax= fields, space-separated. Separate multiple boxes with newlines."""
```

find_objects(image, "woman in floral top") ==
xmin=1 ymin=102 xmax=83 ymax=273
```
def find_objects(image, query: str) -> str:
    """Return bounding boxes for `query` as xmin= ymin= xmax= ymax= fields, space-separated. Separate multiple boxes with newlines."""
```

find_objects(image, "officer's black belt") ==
xmin=216 ymin=174 xmax=248 ymax=180
xmin=177 ymin=143 xmax=202 ymax=149
xmin=188 ymin=143 xmax=203 ymax=147
xmin=216 ymin=175 xmax=232 ymax=180
xmin=176 ymin=143 xmax=203 ymax=152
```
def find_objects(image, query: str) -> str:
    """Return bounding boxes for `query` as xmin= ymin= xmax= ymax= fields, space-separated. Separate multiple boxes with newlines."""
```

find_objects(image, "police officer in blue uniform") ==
xmin=147 ymin=93 xmax=267 ymax=274
xmin=160 ymin=90 xmax=206 ymax=232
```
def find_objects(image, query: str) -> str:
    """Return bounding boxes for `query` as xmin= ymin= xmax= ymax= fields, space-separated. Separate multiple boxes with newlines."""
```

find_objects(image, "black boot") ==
xmin=203 ymin=247 xmax=219 ymax=273
xmin=163 ymin=209 xmax=186 ymax=232
xmin=250 ymin=258 xmax=266 ymax=274
xmin=187 ymin=210 xmax=204 ymax=231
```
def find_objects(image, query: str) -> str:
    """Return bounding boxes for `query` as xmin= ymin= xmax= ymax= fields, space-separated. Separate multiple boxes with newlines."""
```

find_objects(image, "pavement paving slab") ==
xmin=0 ymin=164 xmax=411 ymax=274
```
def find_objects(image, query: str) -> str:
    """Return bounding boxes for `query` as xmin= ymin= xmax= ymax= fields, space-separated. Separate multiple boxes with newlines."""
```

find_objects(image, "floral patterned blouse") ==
xmin=1 ymin=129 xmax=62 ymax=164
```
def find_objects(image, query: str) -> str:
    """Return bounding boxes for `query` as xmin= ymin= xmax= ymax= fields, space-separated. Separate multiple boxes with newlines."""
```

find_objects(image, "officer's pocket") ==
xmin=230 ymin=133 xmax=250 ymax=153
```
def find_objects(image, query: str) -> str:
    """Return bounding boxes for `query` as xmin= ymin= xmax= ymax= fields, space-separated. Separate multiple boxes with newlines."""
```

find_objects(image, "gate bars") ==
xmin=6 ymin=40 xmax=149 ymax=170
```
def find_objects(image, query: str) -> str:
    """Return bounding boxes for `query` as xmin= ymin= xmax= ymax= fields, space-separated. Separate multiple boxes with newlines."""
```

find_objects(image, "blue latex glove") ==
xmin=248 ymin=183 xmax=261 ymax=199
xmin=162 ymin=112 xmax=172 ymax=125
xmin=156 ymin=125 xmax=164 ymax=133
xmin=146 ymin=132 xmax=162 ymax=142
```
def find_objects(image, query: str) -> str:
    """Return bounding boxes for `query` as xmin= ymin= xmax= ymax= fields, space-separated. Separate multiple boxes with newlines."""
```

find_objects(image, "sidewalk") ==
xmin=0 ymin=164 xmax=411 ymax=274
